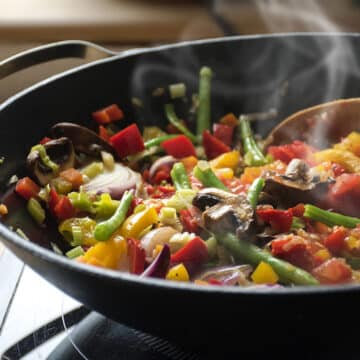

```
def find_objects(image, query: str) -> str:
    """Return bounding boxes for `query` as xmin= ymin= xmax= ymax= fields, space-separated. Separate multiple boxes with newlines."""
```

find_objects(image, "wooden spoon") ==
xmin=264 ymin=98 xmax=360 ymax=149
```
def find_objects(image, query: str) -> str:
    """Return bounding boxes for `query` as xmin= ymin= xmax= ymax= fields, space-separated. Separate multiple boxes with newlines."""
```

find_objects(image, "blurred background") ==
xmin=2 ymin=0 xmax=360 ymax=102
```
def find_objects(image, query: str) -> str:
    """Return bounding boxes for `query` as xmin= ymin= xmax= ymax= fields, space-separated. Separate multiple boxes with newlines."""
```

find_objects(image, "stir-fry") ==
xmin=7 ymin=66 xmax=360 ymax=287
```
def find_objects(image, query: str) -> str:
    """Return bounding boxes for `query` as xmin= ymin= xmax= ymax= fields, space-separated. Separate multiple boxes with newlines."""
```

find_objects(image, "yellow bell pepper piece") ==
xmin=314 ymin=249 xmax=331 ymax=262
xmin=80 ymin=235 xmax=128 ymax=270
xmin=334 ymin=132 xmax=360 ymax=157
xmin=251 ymin=261 xmax=279 ymax=284
xmin=119 ymin=207 xmax=158 ymax=239
xmin=210 ymin=151 xmax=240 ymax=170
xmin=314 ymin=149 xmax=360 ymax=173
xmin=181 ymin=156 xmax=198 ymax=172
xmin=345 ymin=235 xmax=360 ymax=251
xmin=214 ymin=167 xmax=234 ymax=180
xmin=59 ymin=217 xmax=97 ymax=246
xmin=166 ymin=263 xmax=190 ymax=282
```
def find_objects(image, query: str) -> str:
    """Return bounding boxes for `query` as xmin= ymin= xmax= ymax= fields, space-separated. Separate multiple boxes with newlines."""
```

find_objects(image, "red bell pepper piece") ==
xmin=202 ymin=130 xmax=231 ymax=160
xmin=161 ymin=135 xmax=196 ymax=158
xmin=219 ymin=113 xmax=239 ymax=127
xmin=324 ymin=227 xmax=348 ymax=254
xmin=267 ymin=140 xmax=315 ymax=164
xmin=213 ymin=123 xmax=234 ymax=147
xmin=256 ymin=208 xmax=293 ymax=233
xmin=98 ymin=125 xmax=111 ymax=143
xmin=171 ymin=236 xmax=208 ymax=266
xmin=48 ymin=188 xmax=60 ymax=214
xmin=312 ymin=258 xmax=352 ymax=284
xmin=179 ymin=208 xmax=201 ymax=234
xmin=152 ymin=168 xmax=171 ymax=185
xmin=53 ymin=196 xmax=76 ymax=221
xmin=110 ymin=124 xmax=145 ymax=158
xmin=128 ymin=238 xmax=146 ymax=275
xmin=39 ymin=137 xmax=52 ymax=145
xmin=290 ymin=203 xmax=305 ymax=217
xmin=92 ymin=104 xmax=124 ymax=124
xmin=15 ymin=177 xmax=40 ymax=200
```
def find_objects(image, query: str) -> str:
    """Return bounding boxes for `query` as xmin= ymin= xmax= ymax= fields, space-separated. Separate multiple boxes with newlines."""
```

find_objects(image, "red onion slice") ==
xmin=141 ymin=244 xmax=170 ymax=278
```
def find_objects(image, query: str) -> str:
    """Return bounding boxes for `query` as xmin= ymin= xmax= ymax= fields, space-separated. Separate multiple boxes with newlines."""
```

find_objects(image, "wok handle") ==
xmin=0 ymin=40 xmax=117 ymax=80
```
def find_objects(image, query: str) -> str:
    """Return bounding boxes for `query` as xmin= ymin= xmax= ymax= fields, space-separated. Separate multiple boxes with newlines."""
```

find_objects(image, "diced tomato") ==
xmin=324 ymin=227 xmax=348 ymax=254
xmin=110 ymin=124 xmax=145 ymax=158
xmin=180 ymin=208 xmax=201 ymax=234
xmin=152 ymin=169 xmax=171 ymax=185
xmin=207 ymin=278 xmax=223 ymax=285
xmin=171 ymin=236 xmax=208 ymax=268
xmin=312 ymin=258 xmax=352 ymax=284
xmin=128 ymin=238 xmax=146 ymax=275
xmin=219 ymin=113 xmax=239 ymax=127
xmin=92 ymin=104 xmax=124 ymax=124
xmin=53 ymin=196 xmax=76 ymax=221
xmin=328 ymin=174 xmax=360 ymax=217
xmin=256 ymin=208 xmax=293 ymax=233
xmin=271 ymin=235 xmax=316 ymax=271
xmin=151 ymin=185 xmax=176 ymax=199
xmin=39 ymin=137 xmax=52 ymax=145
xmin=213 ymin=123 xmax=234 ymax=147
xmin=202 ymin=130 xmax=231 ymax=160
xmin=290 ymin=203 xmax=305 ymax=217
xmin=98 ymin=125 xmax=111 ymax=143
xmin=332 ymin=163 xmax=346 ymax=177
xmin=48 ymin=188 xmax=60 ymax=214
xmin=15 ymin=177 xmax=40 ymax=200
xmin=161 ymin=135 xmax=196 ymax=158
xmin=59 ymin=168 xmax=83 ymax=189
xmin=267 ymin=141 xmax=315 ymax=164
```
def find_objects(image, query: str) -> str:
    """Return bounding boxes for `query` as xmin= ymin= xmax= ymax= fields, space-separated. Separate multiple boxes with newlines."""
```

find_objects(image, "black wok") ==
xmin=1 ymin=33 xmax=360 ymax=353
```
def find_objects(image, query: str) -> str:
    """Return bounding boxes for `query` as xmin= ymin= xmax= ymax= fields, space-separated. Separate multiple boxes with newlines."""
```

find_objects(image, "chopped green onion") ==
xmin=304 ymin=204 xmax=360 ymax=228
xmin=27 ymin=198 xmax=45 ymax=224
xmin=51 ymin=177 xmax=72 ymax=194
xmin=71 ymin=225 xmax=83 ymax=246
xmin=66 ymin=246 xmax=85 ymax=259
xmin=68 ymin=191 xmax=94 ymax=213
xmin=169 ymin=83 xmax=186 ymax=99
xmin=16 ymin=228 xmax=29 ymax=240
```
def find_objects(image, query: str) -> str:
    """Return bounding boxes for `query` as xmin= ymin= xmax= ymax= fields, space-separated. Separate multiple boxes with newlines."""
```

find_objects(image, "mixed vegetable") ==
xmin=5 ymin=66 xmax=360 ymax=288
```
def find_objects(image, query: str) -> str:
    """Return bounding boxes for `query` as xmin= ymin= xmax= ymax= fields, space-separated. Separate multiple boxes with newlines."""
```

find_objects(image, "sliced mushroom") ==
xmin=192 ymin=188 xmax=239 ymax=211
xmin=51 ymin=122 xmax=115 ymax=157
xmin=202 ymin=195 xmax=254 ymax=237
xmin=27 ymin=137 xmax=75 ymax=185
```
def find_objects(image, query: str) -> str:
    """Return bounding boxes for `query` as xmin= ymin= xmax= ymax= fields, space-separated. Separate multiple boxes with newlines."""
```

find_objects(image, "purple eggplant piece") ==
xmin=141 ymin=244 xmax=170 ymax=278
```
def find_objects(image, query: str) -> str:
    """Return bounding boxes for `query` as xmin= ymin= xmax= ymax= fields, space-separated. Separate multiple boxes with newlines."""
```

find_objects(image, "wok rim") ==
xmin=1 ymin=31 xmax=360 ymax=297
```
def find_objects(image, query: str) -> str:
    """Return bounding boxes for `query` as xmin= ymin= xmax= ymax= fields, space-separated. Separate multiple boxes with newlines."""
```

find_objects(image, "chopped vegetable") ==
xmin=59 ymin=168 xmax=83 ymax=189
xmin=81 ymin=162 xmax=104 ymax=179
xmin=257 ymin=208 xmax=293 ymax=233
xmin=210 ymin=151 xmax=240 ymax=170
xmin=30 ymin=144 xmax=59 ymax=172
xmin=59 ymin=217 xmax=97 ymax=246
xmin=268 ymin=141 xmax=315 ymax=165
xmin=314 ymin=149 xmax=360 ymax=173
xmin=53 ymin=196 xmax=76 ymax=221
xmin=0 ymin=204 xmax=8 ymax=216
xmin=128 ymin=238 xmax=146 ymax=274
xmin=239 ymin=116 xmax=267 ymax=166
xmin=169 ymin=83 xmax=186 ymax=99
xmin=193 ymin=160 xmax=229 ymax=191
xmin=92 ymin=104 xmax=124 ymax=124
xmin=94 ymin=190 xmax=134 ymax=241
xmin=66 ymin=246 xmax=85 ymax=259
xmin=161 ymin=135 xmax=196 ymax=158
xmin=166 ymin=263 xmax=190 ymax=281
xmin=170 ymin=163 xmax=191 ymax=190
xmin=110 ymin=124 xmax=145 ymax=158
xmin=101 ymin=151 xmax=115 ymax=171
xmin=213 ymin=123 xmax=234 ymax=147
xmin=164 ymin=104 xmax=197 ymax=143
xmin=247 ymin=177 xmax=265 ymax=209
xmin=15 ymin=177 xmax=40 ymax=200
xmin=304 ymin=204 xmax=360 ymax=228
xmin=27 ymin=198 xmax=45 ymax=224
xmin=196 ymin=66 xmax=213 ymax=138
xmin=202 ymin=130 xmax=231 ymax=160
xmin=251 ymin=261 xmax=279 ymax=284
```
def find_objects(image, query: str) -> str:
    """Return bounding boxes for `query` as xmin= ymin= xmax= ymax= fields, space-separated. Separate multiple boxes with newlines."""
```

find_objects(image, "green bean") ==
xmin=239 ymin=116 xmax=267 ymax=166
xmin=170 ymin=163 xmax=191 ymax=190
xmin=303 ymin=204 xmax=360 ymax=228
xmin=193 ymin=160 xmax=229 ymax=191
xmin=94 ymin=190 xmax=134 ymax=241
xmin=219 ymin=233 xmax=319 ymax=286
xmin=196 ymin=66 xmax=213 ymax=138
xmin=144 ymin=135 xmax=177 ymax=149
xmin=164 ymin=104 xmax=197 ymax=143
xmin=247 ymin=177 xmax=265 ymax=208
